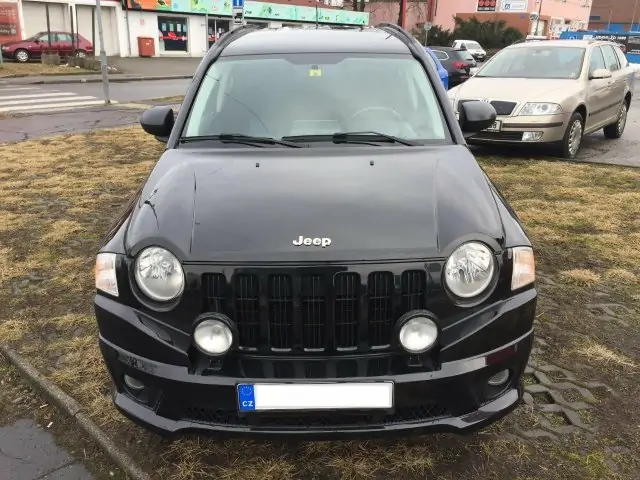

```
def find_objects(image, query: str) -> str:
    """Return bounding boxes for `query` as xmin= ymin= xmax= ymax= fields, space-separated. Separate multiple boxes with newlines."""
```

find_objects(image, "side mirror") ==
xmin=590 ymin=68 xmax=612 ymax=80
xmin=458 ymin=100 xmax=497 ymax=134
xmin=140 ymin=106 xmax=174 ymax=142
xmin=34 ymin=39 xmax=41 ymax=44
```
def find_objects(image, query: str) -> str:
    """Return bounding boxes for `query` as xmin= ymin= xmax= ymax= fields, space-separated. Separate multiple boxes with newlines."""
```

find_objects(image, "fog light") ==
xmin=399 ymin=316 xmax=438 ymax=354
xmin=194 ymin=319 xmax=233 ymax=356
xmin=488 ymin=369 xmax=510 ymax=386
xmin=124 ymin=375 xmax=145 ymax=391
xmin=522 ymin=131 xmax=543 ymax=141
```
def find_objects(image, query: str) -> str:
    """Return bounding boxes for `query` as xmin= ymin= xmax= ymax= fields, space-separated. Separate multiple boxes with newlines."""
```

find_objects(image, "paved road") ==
xmin=0 ymin=419 xmax=94 ymax=480
xmin=0 ymin=79 xmax=189 ymax=115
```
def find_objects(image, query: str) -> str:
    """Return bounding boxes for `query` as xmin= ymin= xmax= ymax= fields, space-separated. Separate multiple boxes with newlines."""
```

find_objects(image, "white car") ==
xmin=452 ymin=39 xmax=487 ymax=62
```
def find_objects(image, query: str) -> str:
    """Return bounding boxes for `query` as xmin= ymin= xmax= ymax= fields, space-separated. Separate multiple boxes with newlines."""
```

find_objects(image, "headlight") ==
xmin=398 ymin=315 xmax=438 ymax=354
xmin=519 ymin=103 xmax=562 ymax=116
xmin=444 ymin=242 xmax=496 ymax=298
xmin=95 ymin=253 xmax=118 ymax=297
xmin=511 ymin=246 xmax=535 ymax=290
xmin=134 ymin=246 xmax=184 ymax=302
xmin=194 ymin=319 xmax=233 ymax=355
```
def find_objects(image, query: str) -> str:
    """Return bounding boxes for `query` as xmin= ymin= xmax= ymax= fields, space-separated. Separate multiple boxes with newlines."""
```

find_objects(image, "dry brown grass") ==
xmin=0 ymin=133 xmax=639 ymax=479
xmin=0 ymin=62 xmax=94 ymax=78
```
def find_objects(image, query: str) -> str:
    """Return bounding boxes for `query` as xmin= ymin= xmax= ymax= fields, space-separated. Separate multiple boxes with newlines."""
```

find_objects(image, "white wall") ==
xmin=74 ymin=4 xmax=119 ymax=55
xmin=123 ymin=10 xmax=208 ymax=57
xmin=21 ymin=0 xmax=69 ymax=37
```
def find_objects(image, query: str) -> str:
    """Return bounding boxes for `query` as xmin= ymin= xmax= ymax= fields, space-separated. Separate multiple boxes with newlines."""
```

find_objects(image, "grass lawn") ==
xmin=0 ymin=62 xmax=94 ymax=78
xmin=0 ymin=127 xmax=638 ymax=479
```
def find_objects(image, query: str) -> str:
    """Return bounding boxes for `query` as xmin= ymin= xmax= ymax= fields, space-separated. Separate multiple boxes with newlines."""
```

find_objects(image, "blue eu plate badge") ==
xmin=238 ymin=384 xmax=256 ymax=411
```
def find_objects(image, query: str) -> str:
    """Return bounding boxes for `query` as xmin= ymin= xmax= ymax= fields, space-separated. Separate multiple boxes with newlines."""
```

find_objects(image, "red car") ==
xmin=1 ymin=31 xmax=94 ymax=62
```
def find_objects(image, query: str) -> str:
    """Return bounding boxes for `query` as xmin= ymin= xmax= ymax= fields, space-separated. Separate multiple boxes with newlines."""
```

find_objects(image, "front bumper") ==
xmin=467 ymin=113 xmax=569 ymax=145
xmin=95 ymin=288 xmax=537 ymax=439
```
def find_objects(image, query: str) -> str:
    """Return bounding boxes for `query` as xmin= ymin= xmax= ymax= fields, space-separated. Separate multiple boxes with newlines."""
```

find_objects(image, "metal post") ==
xmin=69 ymin=6 xmax=75 ymax=57
xmin=95 ymin=0 xmax=111 ymax=105
xmin=534 ymin=0 xmax=543 ymax=36
xmin=92 ymin=7 xmax=96 ymax=56
xmin=632 ymin=0 xmax=639 ymax=32
xmin=607 ymin=9 xmax=612 ymax=31
xmin=46 ymin=4 xmax=52 ymax=54
xmin=205 ymin=13 xmax=209 ymax=50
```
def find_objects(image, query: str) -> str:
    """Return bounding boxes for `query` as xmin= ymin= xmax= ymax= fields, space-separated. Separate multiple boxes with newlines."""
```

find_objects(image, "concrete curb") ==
xmin=0 ymin=343 xmax=152 ymax=480
xmin=0 ymin=74 xmax=192 ymax=85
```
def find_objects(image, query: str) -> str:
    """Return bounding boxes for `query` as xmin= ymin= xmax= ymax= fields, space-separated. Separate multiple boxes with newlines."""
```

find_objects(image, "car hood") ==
xmin=0 ymin=40 xmax=23 ymax=48
xmin=453 ymin=77 xmax=580 ymax=103
xmin=124 ymin=146 xmax=506 ymax=263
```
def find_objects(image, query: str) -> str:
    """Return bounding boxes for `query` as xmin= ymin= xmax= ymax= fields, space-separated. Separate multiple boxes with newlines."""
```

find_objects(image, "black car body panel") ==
xmin=431 ymin=47 xmax=477 ymax=88
xmin=123 ymin=146 xmax=506 ymax=263
xmin=94 ymin=24 xmax=536 ymax=439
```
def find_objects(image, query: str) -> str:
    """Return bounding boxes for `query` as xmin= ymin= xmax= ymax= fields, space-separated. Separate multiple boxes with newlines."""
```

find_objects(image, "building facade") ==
xmin=366 ymin=0 xmax=591 ymax=38
xmin=0 ymin=0 xmax=369 ymax=57
xmin=588 ymin=0 xmax=640 ymax=32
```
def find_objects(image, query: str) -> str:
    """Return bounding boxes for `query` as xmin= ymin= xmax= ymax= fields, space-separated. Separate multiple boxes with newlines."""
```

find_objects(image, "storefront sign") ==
xmin=0 ymin=2 xmax=21 ymax=44
xmin=592 ymin=33 xmax=629 ymax=52
xmin=476 ymin=0 xmax=497 ymax=12
xmin=127 ymin=0 xmax=369 ymax=25
xmin=627 ymin=35 xmax=640 ymax=55
xmin=500 ymin=0 xmax=527 ymax=12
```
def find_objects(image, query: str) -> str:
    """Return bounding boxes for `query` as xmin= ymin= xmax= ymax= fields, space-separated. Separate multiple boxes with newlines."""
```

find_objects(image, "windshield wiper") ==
xmin=179 ymin=134 xmax=302 ymax=148
xmin=283 ymin=131 xmax=420 ymax=146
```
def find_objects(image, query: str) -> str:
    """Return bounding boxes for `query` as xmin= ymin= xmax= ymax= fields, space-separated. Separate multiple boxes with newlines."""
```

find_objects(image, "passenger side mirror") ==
xmin=590 ymin=68 xmax=612 ymax=80
xmin=458 ymin=100 xmax=497 ymax=134
xmin=140 ymin=106 xmax=175 ymax=142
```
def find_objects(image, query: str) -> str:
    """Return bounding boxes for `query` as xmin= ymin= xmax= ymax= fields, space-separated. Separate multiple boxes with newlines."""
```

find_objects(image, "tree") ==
xmin=451 ymin=16 xmax=524 ymax=49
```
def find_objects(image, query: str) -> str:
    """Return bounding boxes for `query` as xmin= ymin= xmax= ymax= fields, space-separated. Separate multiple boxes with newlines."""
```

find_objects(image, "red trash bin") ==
xmin=137 ymin=37 xmax=155 ymax=57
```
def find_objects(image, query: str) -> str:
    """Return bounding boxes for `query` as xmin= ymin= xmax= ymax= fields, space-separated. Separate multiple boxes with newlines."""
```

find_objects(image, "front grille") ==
xmin=471 ymin=131 xmax=524 ymax=141
xmin=202 ymin=270 xmax=428 ymax=354
xmin=458 ymin=99 xmax=517 ymax=116
xmin=182 ymin=403 xmax=450 ymax=428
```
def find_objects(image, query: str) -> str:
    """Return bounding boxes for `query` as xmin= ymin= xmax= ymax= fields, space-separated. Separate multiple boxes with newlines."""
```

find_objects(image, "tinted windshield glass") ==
xmin=477 ymin=46 xmax=586 ymax=79
xmin=465 ymin=41 xmax=481 ymax=49
xmin=183 ymin=53 xmax=448 ymax=142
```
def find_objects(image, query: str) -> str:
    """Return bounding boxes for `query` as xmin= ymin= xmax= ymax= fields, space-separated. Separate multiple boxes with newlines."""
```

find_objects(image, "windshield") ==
xmin=477 ymin=46 xmax=586 ymax=79
xmin=465 ymin=41 xmax=482 ymax=50
xmin=183 ymin=53 xmax=448 ymax=143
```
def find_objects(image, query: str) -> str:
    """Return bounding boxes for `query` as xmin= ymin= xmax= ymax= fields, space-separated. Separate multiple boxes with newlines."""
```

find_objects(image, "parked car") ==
xmin=452 ymin=39 xmax=487 ymax=62
xmin=448 ymin=39 xmax=635 ymax=159
xmin=431 ymin=46 xmax=477 ymax=87
xmin=424 ymin=46 xmax=449 ymax=89
xmin=94 ymin=23 xmax=537 ymax=439
xmin=0 ymin=31 xmax=93 ymax=63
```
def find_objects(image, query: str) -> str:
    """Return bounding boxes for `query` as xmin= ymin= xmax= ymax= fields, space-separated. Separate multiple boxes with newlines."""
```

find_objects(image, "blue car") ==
xmin=424 ymin=47 xmax=449 ymax=89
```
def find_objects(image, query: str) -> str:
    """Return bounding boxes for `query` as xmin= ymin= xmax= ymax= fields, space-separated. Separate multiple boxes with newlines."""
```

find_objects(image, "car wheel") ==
xmin=14 ymin=49 xmax=30 ymax=63
xmin=75 ymin=49 xmax=87 ymax=58
xmin=602 ymin=100 xmax=628 ymax=139
xmin=556 ymin=112 xmax=584 ymax=159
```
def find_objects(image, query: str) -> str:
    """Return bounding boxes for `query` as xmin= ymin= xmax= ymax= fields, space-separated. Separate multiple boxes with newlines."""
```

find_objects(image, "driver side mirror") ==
xmin=589 ymin=68 xmax=612 ymax=80
xmin=458 ymin=100 xmax=497 ymax=134
xmin=34 ymin=39 xmax=41 ymax=44
xmin=140 ymin=106 xmax=175 ymax=143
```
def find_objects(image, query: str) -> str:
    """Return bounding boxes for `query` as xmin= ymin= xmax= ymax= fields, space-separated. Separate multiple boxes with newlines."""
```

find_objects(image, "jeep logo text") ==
xmin=293 ymin=236 xmax=332 ymax=248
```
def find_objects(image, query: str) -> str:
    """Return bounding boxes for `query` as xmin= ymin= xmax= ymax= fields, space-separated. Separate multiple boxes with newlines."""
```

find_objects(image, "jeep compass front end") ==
xmin=94 ymin=23 xmax=537 ymax=439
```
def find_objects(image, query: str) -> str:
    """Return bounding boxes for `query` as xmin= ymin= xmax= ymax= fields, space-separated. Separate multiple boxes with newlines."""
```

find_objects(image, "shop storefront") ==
xmin=122 ymin=0 xmax=369 ymax=57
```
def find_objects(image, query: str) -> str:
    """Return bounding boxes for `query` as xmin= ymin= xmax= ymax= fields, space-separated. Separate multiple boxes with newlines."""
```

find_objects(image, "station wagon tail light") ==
xmin=511 ymin=246 xmax=535 ymax=291
xmin=519 ymin=103 xmax=562 ymax=116
xmin=444 ymin=242 xmax=496 ymax=298
xmin=134 ymin=247 xmax=184 ymax=302
xmin=95 ymin=253 xmax=118 ymax=297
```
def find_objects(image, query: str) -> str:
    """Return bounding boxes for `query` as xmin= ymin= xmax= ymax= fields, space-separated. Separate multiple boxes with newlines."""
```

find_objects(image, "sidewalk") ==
xmin=0 ymin=57 xmax=202 ymax=85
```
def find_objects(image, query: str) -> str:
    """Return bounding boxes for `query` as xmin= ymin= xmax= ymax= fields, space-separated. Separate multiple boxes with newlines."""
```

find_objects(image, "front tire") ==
xmin=14 ymin=48 xmax=30 ymax=63
xmin=555 ymin=112 xmax=584 ymax=159
xmin=75 ymin=49 xmax=87 ymax=58
xmin=603 ymin=100 xmax=628 ymax=139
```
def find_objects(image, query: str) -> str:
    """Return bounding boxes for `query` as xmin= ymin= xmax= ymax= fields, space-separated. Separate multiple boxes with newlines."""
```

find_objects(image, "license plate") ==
xmin=485 ymin=120 xmax=502 ymax=132
xmin=237 ymin=382 xmax=394 ymax=412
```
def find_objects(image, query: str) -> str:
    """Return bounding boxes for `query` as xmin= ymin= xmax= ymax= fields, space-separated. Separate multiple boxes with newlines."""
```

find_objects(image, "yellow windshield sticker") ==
xmin=309 ymin=65 xmax=323 ymax=77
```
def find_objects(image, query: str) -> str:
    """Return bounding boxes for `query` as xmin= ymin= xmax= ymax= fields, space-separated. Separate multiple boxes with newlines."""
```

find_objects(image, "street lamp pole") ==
xmin=534 ymin=0 xmax=544 ymax=36
xmin=631 ymin=0 xmax=639 ymax=32
xmin=95 ymin=0 xmax=111 ymax=106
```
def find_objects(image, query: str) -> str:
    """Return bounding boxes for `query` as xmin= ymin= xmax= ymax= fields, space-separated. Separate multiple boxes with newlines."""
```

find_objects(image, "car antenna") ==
xmin=315 ymin=3 xmax=318 ymax=29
